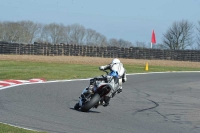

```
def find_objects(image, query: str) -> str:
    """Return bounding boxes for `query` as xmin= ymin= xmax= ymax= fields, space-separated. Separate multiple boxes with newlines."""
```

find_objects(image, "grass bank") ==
xmin=0 ymin=60 xmax=200 ymax=80
xmin=0 ymin=123 xmax=46 ymax=133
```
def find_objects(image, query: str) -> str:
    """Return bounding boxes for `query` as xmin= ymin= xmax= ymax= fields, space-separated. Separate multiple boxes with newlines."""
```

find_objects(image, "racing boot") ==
xmin=102 ymin=96 xmax=110 ymax=107
xmin=117 ymin=86 xmax=122 ymax=94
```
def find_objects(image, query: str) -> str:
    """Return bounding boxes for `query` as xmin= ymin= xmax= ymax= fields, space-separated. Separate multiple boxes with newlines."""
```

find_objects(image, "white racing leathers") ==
xmin=100 ymin=62 xmax=127 ymax=96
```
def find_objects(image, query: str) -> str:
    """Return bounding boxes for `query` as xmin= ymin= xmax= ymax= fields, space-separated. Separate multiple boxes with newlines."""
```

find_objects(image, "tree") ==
xmin=0 ymin=22 xmax=3 ymax=41
xmin=65 ymin=24 xmax=85 ymax=45
xmin=41 ymin=23 xmax=66 ymax=44
xmin=0 ymin=21 xmax=21 ymax=43
xmin=163 ymin=19 xmax=194 ymax=50
xmin=197 ymin=21 xmax=200 ymax=49
xmin=108 ymin=38 xmax=119 ymax=47
xmin=118 ymin=39 xmax=132 ymax=48
xmin=84 ymin=28 xmax=108 ymax=46
xmin=108 ymin=38 xmax=133 ymax=48
xmin=0 ymin=20 xmax=134 ymax=47
xmin=85 ymin=28 xmax=96 ymax=45
xmin=135 ymin=41 xmax=146 ymax=48
xmin=18 ymin=21 xmax=42 ymax=43
xmin=0 ymin=21 xmax=41 ymax=43
xmin=94 ymin=33 xmax=107 ymax=46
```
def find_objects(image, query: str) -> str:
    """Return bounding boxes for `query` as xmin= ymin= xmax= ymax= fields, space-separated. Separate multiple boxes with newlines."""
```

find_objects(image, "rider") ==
xmin=99 ymin=58 xmax=127 ymax=93
xmin=83 ymin=58 xmax=127 ymax=107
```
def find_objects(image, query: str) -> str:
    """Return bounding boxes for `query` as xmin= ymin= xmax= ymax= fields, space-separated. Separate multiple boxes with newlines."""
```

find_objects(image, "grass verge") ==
xmin=0 ymin=123 xmax=46 ymax=133
xmin=0 ymin=60 xmax=200 ymax=80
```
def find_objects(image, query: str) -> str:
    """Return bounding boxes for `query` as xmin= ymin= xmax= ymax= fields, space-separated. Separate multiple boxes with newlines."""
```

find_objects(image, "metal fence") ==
xmin=0 ymin=42 xmax=200 ymax=62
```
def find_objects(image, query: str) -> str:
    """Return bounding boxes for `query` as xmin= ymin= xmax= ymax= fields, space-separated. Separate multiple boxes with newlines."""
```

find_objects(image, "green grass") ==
xmin=0 ymin=123 xmax=46 ymax=133
xmin=0 ymin=60 xmax=200 ymax=80
xmin=0 ymin=60 xmax=200 ymax=133
xmin=125 ymin=64 xmax=200 ymax=73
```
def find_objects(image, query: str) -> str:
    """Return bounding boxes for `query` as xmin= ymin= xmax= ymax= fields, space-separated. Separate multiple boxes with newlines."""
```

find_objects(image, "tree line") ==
xmin=0 ymin=20 xmax=200 ymax=50
xmin=0 ymin=21 xmax=133 ymax=48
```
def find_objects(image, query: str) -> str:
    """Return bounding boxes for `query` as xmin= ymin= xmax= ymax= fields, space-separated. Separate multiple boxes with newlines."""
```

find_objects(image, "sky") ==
xmin=0 ymin=0 xmax=200 ymax=46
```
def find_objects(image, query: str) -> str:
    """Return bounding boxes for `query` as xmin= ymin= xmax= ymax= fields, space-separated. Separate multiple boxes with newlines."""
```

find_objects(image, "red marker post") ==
xmin=151 ymin=30 xmax=156 ymax=48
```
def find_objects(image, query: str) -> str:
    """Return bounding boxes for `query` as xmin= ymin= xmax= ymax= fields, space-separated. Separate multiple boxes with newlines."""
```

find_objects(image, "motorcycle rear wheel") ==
xmin=81 ymin=93 xmax=100 ymax=112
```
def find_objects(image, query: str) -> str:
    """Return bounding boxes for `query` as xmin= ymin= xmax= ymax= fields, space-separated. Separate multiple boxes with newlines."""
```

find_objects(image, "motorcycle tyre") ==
xmin=81 ymin=93 xmax=100 ymax=112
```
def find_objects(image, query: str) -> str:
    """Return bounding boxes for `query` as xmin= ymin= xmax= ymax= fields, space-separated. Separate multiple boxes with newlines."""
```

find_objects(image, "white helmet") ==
xmin=112 ymin=58 xmax=120 ymax=64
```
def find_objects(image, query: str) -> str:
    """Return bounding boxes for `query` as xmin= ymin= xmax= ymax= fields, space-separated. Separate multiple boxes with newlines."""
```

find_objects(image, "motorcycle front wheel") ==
xmin=81 ymin=93 xmax=100 ymax=112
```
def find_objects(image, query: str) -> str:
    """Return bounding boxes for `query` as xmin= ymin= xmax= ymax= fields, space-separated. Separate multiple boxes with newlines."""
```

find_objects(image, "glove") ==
xmin=99 ymin=66 xmax=104 ymax=70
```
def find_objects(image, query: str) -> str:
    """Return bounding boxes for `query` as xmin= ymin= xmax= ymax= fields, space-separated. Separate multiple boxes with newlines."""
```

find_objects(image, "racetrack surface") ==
xmin=0 ymin=72 xmax=200 ymax=133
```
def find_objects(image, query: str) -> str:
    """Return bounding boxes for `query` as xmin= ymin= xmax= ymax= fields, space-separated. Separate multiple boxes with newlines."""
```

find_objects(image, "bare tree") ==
xmin=41 ymin=23 xmax=66 ymax=44
xmin=0 ymin=21 xmax=42 ymax=43
xmin=0 ymin=22 xmax=2 ymax=41
xmin=85 ymin=28 xmax=96 ymax=45
xmin=18 ymin=21 xmax=42 ymax=43
xmin=118 ymin=39 xmax=132 ymax=48
xmin=84 ymin=28 xmax=108 ymax=46
xmin=135 ymin=41 xmax=146 ymax=48
xmin=65 ymin=24 xmax=85 ymax=45
xmin=0 ymin=20 xmax=132 ymax=47
xmin=95 ymin=33 xmax=107 ymax=46
xmin=163 ymin=19 xmax=194 ymax=50
xmin=108 ymin=38 xmax=133 ymax=48
xmin=152 ymin=43 xmax=167 ymax=49
xmin=0 ymin=21 xmax=21 ymax=43
xmin=108 ymin=38 xmax=119 ymax=47
xmin=35 ymin=24 xmax=48 ymax=43
xmin=197 ymin=21 xmax=200 ymax=49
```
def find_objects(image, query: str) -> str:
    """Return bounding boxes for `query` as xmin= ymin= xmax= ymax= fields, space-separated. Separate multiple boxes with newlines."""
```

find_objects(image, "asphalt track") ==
xmin=0 ymin=72 xmax=200 ymax=133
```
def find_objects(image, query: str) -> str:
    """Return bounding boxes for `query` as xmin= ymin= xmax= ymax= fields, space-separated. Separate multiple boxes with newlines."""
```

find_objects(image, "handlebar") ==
xmin=101 ymin=69 xmax=109 ymax=75
xmin=94 ymin=77 xmax=105 ymax=81
xmin=92 ymin=69 xmax=109 ymax=81
xmin=94 ymin=70 xmax=108 ymax=81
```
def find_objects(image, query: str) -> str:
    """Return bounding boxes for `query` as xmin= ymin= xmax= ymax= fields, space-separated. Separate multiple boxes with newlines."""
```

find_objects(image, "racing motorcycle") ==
xmin=74 ymin=70 xmax=119 ymax=112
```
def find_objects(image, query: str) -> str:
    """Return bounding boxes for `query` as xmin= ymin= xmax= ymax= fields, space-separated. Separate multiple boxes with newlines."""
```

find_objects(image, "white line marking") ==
xmin=1 ymin=71 xmax=200 ymax=90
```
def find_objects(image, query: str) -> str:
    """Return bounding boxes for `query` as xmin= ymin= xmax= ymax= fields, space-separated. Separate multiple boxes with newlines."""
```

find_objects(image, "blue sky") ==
xmin=1 ymin=0 xmax=200 ymax=45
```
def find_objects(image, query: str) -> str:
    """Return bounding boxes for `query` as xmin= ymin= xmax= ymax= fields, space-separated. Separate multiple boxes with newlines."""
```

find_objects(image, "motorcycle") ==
xmin=74 ymin=70 xmax=118 ymax=112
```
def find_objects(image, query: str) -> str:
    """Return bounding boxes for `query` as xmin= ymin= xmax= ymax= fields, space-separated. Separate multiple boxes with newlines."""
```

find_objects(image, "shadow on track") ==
xmin=70 ymin=108 xmax=101 ymax=113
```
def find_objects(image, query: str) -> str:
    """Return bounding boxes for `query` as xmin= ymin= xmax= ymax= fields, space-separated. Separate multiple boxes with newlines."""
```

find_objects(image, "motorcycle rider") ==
xmin=82 ymin=58 xmax=127 ymax=107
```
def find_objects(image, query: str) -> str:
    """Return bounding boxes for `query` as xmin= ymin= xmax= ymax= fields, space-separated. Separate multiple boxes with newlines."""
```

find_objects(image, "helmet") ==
xmin=109 ymin=70 xmax=118 ymax=77
xmin=112 ymin=58 xmax=120 ymax=64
